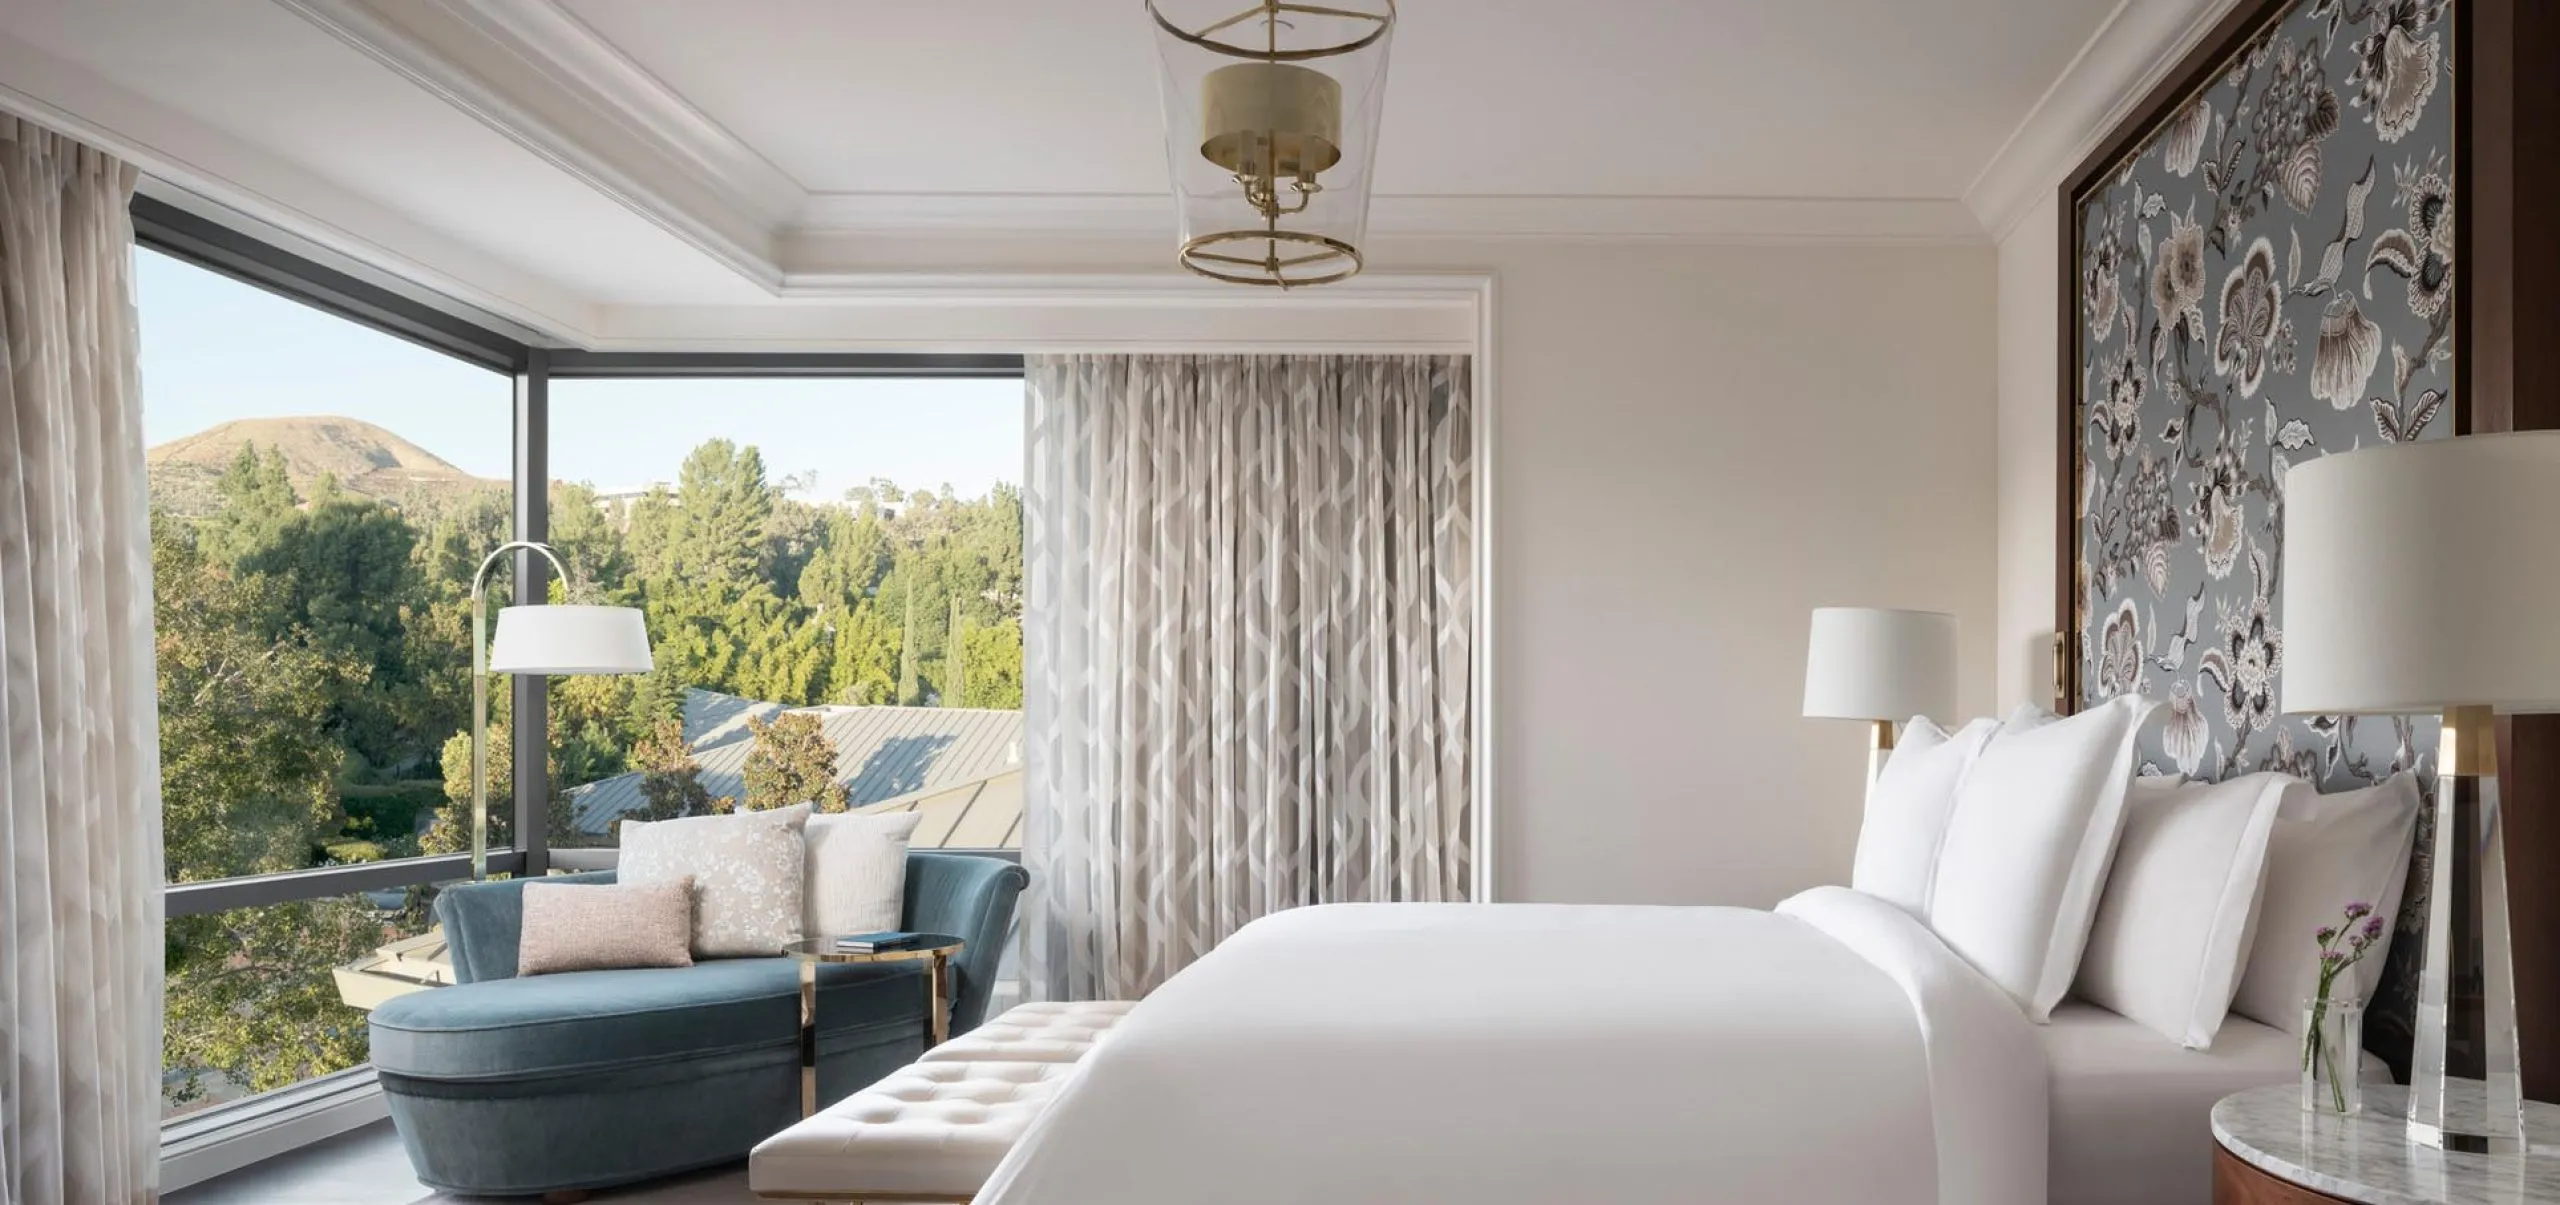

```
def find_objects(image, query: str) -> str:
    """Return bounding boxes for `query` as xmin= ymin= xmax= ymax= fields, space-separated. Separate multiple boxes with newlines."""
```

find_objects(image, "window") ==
xmin=546 ymin=376 xmax=1027 ymax=852
xmin=140 ymin=246 xmax=511 ymax=1115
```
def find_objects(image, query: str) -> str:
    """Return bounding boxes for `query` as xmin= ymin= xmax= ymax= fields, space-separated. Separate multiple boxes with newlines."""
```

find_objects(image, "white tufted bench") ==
xmin=917 ymin=999 xmax=1136 ymax=1065
xmin=750 ymin=1060 xmax=1076 ymax=1203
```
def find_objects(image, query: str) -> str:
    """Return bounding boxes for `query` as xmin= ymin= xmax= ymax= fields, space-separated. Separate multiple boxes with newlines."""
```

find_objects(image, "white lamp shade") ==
xmin=1803 ymin=607 xmax=1958 ymax=722
xmin=487 ymin=605 xmax=654 ymax=676
xmin=2283 ymin=431 xmax=2560 ymax=714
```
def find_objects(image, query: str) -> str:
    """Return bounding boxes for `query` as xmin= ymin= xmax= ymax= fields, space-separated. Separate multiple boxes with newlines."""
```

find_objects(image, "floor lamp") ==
xmin=470 ymin=541 xmax=654 ymax=880
xmin=2282 ymin=431 xmax=2560 ymax=1153
xmin=1802 ymin=607 xmax=1958 ymax=787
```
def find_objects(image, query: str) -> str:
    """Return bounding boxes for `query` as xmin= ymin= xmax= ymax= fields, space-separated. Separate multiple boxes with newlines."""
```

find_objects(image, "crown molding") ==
xmin=0 ymin=28 xmax=602 ymax=343
xmin=276 ymin=0 xmax=783 ymax=286
xmin=790 ymin=192 xmax=1990 ymax=246
xmin=1963 ymin=0 xmax=2243 ymax=242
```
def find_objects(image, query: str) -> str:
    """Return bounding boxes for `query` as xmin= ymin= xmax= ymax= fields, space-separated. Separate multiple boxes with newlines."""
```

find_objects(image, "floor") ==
xmin=165 ymin=1120 xmax=761 ymax=1205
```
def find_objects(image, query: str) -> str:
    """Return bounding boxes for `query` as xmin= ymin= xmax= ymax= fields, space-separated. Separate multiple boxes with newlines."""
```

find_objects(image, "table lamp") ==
xmin=2283 ymin=430 xmax=2560 ymax=1154
xmin=470 ymin=541 xmax=654 ymax=879
xmin=1802 ymin=607 xmax=1958 ymax=786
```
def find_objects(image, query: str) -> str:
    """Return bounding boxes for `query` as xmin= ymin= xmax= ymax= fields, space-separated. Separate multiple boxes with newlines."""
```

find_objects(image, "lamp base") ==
xmin=2406 ymin=705 xmax=2524 ymax=1153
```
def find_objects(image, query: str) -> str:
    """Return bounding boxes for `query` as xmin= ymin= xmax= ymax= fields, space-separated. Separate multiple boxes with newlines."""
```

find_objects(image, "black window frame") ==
xmin=138 ymin=195 xmax=1025 ymax=917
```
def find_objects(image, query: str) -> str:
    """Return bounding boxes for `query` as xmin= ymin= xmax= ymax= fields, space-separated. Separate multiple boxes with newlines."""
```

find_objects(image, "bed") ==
xmin=2043 ymin=1001 xmax=2376 ymax=1205
xmin=974 ymin=888 xmax=2046 ymax=1205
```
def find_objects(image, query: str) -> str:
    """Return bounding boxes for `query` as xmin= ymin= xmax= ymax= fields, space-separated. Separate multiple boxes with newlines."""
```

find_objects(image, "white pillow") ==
xmin=805 ymin=811 xmax=924 ymax=937
xmin=1926 ymin=693 xmax=2155 ymax=1021
xmin=621 ymin=803 xmax=812 ymax=957
xmin=2230 ymin=773 xmax=2421 ymax=1036
xmin=1852 ymin=716 xmax=1997 ymax=916
xmin=2072 ymin=772 xmax=2289 ymax=1048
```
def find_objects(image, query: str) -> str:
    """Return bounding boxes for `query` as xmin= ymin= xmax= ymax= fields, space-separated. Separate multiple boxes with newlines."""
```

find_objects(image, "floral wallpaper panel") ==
xmin=2071 ymin=0 xmax=2454 ymax=1075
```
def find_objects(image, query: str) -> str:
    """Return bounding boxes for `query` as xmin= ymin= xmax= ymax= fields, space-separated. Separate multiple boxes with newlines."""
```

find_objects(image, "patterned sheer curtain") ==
xmin=0 ymin=118 xmax=161 ymax=1205
xmin=1021 ymin=354 xmax=1474 ymax=1002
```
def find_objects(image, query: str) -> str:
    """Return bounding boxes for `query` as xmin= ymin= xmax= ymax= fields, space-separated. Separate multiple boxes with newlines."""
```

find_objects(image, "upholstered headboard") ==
xmin=2057 ymin=0 xmax=2461 ymax=1076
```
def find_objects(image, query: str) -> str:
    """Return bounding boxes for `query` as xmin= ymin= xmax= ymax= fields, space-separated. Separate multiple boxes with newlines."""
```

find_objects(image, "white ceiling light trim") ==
xmin=1961 ymin=0 xmax=2241 ymax=241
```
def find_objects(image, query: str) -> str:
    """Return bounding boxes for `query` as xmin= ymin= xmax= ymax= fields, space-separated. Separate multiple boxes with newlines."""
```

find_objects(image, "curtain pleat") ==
xmin=0 ymin=116 xmax=159 ymax=1205
xmin=1021 ymin=354 xmax=1473 ymax=1002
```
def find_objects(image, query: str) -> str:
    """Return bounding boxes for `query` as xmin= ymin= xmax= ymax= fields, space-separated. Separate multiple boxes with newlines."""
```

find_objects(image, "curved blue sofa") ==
xmin=370 ymin=853 xmax=1027 ymax=1198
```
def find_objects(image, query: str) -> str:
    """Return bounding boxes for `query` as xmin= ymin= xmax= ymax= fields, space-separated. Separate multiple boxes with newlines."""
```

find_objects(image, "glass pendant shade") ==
xmin=1150 ymin=0 xmax=1393 ymax=287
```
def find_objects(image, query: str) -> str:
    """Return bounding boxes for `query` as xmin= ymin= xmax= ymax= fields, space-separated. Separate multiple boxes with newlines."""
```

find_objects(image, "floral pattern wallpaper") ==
xmin=2072 ymin=0 xmax=2454 ymax=1074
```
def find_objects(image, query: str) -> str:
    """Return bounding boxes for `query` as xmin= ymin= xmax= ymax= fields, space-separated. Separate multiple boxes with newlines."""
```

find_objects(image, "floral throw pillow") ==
xmin=620 ymin=803 xmax=812 ymax=957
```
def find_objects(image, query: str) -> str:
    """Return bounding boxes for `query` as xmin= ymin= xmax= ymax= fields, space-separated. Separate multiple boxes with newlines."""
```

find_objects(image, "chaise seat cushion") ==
xmin=371 ymin=957 xmax=927 ymax=1085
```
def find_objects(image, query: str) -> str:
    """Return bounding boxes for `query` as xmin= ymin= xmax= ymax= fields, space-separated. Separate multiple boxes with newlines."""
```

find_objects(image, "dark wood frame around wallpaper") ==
xmin=2053 ymin=0 xmax=2560 ymax=1097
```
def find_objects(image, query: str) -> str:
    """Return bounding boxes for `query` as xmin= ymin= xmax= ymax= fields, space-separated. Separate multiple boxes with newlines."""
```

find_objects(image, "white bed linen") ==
xmin=975 ymin=888 xmax=2045 ymax=1205
xmin=2044 ymin=1001 xmax=2383 ymax=1205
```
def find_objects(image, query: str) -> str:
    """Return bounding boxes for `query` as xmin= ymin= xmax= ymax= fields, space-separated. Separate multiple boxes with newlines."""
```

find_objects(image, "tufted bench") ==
xmin=917 ymin=999 xmax=1135 ymax=1065
xmin=749 ymin=1060 xmax=1075 ymax=1203
xmin=750 ymin=1001 xmax=1138 ymax=1203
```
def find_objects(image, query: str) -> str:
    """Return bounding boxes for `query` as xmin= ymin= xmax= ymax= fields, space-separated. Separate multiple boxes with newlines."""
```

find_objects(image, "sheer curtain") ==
xmin=0 ymin=118 xmax=160 ymax=1205
xmin=1021 ymin=354 xmax=1474 ymax=1001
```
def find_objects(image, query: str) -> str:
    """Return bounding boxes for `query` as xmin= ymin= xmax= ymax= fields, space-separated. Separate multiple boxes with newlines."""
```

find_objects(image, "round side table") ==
xmin=784 ymin=933 xmax=964 ymax=1117
xmin=2212 ymin=1083 xmax=2560 ymax=1204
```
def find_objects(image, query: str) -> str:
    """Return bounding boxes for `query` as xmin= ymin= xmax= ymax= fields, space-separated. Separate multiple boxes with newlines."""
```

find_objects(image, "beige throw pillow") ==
xmin=516 ymin=878 xmax=695 ymax=976
xmin=806 ymin=811 xmax=924 ymax=938
xmin=621 ymin=803 xmax=813 ymax=957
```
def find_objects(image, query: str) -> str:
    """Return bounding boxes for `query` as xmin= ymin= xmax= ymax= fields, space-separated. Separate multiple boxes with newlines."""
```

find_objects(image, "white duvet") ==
xmin=976 ymin=887 xmax=2047 ymax=1205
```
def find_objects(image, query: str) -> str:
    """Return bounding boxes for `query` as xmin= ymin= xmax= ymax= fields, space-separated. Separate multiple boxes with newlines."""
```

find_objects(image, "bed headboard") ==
xmin=2056 ymin=0 xmax=2466 ymax=1079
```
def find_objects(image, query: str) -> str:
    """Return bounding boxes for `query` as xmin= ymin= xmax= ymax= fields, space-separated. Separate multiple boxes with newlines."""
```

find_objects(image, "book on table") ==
xmin=835 ymin=931 xmax=923 ymax=952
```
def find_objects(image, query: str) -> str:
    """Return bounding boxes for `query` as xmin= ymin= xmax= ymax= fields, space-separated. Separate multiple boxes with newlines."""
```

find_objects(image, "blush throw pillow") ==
xmin=2229 ymin=772 xmax=2422 ymax=1036
xmin=2072 ymin=772 xmax=2289 ymax=1048
xmin=516 ymin=877 xmax=696 ymax=976
xmin=805 ymin=810 xmax=925 ymax=937
xmin=1925 ymin=693 xmax=2156 ymax=1021
xmin=621 ymin=803 xmax=813 ymax=957
xmin=1851 ymin=716 xmax=1998 ymax=917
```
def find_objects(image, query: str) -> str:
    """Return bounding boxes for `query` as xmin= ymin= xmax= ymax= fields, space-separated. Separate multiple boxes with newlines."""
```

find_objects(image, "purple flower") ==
xmin=2323 ymin=950 xmax=2348 ymax=966
xmin=2316 ymin=925 xmax=2340 ymax=944
xmin=2364 ymin=916 xmax=2387 ymax=940
xmin=2345 ymin=901 xmax=2374 ymax=921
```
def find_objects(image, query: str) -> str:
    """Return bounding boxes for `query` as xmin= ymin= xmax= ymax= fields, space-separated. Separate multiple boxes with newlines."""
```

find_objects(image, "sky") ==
xmin=134 ymin=249 xmax=1025 ymax=501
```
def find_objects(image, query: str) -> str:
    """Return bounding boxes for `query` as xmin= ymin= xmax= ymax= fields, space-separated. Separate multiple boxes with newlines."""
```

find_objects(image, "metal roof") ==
xmin=569 ymin=689 xmax=1022 ymax=838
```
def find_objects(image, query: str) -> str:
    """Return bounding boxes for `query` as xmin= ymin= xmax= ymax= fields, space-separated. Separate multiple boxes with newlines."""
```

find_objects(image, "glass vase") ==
xmin=2301 ymin=996 xmax=2364 ymax=1116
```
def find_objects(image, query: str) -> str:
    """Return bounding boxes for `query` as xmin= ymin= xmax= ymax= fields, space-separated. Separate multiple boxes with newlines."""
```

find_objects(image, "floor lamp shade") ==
xmin=2282 ymin=431 xmax=2560 ymax=716
xmin=1802 ymin=607 xmax=1958 ymax=723
xmin=487 ymin=605 xmax=656 ymax=676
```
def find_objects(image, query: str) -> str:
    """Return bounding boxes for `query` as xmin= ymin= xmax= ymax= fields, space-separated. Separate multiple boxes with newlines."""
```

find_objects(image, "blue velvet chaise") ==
xmin=368 ymin=852 xmax=1028 ymax=1198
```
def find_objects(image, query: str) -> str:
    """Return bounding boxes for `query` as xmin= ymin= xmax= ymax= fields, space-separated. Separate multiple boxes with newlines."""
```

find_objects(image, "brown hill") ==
xmin=149 ymin=416 xmax=498 ymax=516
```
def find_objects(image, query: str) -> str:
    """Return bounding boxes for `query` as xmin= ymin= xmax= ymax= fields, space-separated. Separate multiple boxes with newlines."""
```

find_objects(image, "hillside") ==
xmin=148 ymin=416 xmax=498 ymax=515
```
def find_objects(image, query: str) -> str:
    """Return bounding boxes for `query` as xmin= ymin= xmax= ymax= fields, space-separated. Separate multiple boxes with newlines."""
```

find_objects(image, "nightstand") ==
xmin=2211 ymin=1083 xmax=2560 ymax=1203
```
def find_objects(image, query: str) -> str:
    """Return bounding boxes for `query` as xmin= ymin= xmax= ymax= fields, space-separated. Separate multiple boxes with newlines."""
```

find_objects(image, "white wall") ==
xmin=1993 ymin=194 xmax=2062 ymax=715
xmin=1373 ymin=239 xmax=1999 ymax=906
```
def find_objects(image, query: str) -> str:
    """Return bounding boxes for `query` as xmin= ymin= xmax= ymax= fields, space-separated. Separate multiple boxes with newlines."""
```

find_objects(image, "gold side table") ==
xmin=783 ymin=934 xmax=964 ymax=1118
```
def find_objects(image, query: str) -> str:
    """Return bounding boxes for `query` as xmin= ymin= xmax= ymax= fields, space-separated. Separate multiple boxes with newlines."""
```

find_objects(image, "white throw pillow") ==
xmin=1851 ymin=716 xmax=1998 ymax=916
xmin=621 ymin=803 xmax=812 ymax=957
xmin=2072 ymin=772 xmax=2289 ymax=1048
xmin=2230 ymin=773 xmax=2421 ymax=1036
xmin=1926 ymin=694 xmax=2155 ymax=1021
xmin=805 ymin=811 xmax=924 ymax=937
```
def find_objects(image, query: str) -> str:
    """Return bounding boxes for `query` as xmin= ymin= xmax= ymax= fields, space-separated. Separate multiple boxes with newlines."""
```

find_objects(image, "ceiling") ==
xmin=0 ymin=0 xmax=2232 ymax=340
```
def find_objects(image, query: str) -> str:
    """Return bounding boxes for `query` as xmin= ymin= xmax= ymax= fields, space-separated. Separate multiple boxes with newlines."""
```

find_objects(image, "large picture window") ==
xmin=138 ymin=214 xmax=1029 ymax=1132
xmin=546 ymin=376 xmax=1026 ymax=851
xmin=140 ymin=246 xmax=512 ymax=1115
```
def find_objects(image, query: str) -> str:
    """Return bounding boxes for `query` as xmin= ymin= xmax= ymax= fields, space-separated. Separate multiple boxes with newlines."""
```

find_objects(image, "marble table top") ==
xmin=2214 ymin=1084 xmax=2560 ymax=1205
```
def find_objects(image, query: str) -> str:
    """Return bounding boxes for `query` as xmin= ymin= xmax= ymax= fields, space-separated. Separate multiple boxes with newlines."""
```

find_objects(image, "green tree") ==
xmin=194 ymin=443 xmax=300 ymax=566
xmin=958 ymin=618 xmax=1024 ymax=709
xmin=628 ymin=717 xmax=720 ymax=823
xmin=673 ymin=439 xmax=774 ymax=588
xmin=741 ymin=712 xmax=847 ymax=811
